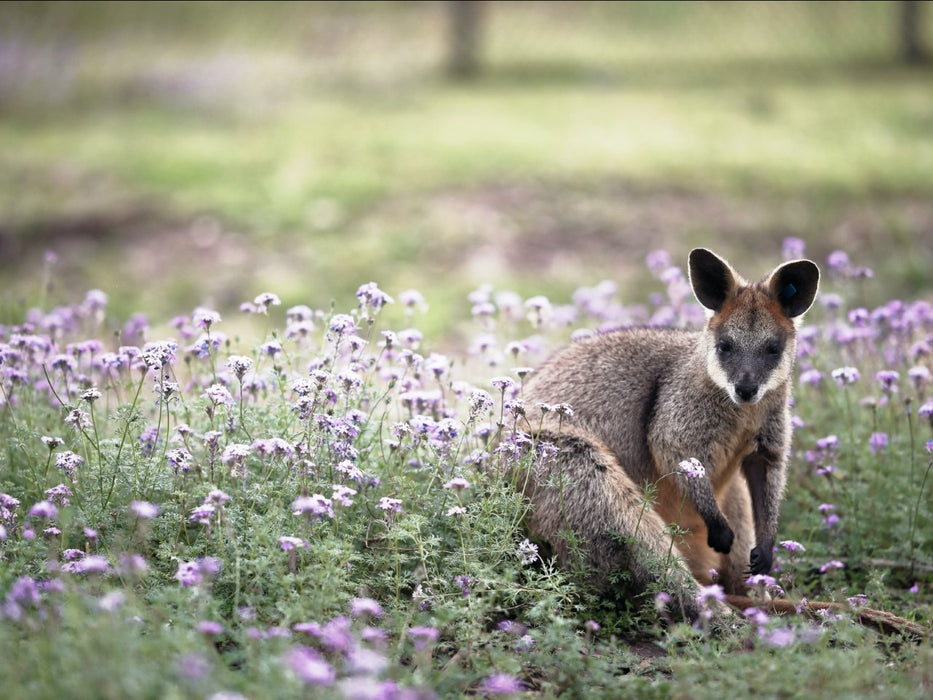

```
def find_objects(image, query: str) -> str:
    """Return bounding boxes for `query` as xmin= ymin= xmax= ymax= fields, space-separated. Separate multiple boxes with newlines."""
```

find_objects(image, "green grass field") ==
xmin=1 ymin=2 xmax=932 ymax=697
xmin=1 ymin=2 xmax=931 ymax=327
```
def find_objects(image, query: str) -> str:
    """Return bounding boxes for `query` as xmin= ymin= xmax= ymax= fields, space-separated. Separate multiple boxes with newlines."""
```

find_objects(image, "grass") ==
xmin=0 ymin=247 xmax=932 ymax=698
xmin=0 ymin=2 xmax=932 ymax=328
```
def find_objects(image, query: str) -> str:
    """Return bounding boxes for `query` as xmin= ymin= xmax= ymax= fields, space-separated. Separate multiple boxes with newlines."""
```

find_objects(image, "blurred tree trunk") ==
xmin=447 ymin=1 xmax=483 ymax=79
xmin=900 ymin=0 xmax=927 ymax=64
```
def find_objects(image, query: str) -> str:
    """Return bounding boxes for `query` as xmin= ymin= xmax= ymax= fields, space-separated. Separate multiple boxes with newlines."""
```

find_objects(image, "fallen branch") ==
xmin=726 ymin=595 xmax=929 ymax=639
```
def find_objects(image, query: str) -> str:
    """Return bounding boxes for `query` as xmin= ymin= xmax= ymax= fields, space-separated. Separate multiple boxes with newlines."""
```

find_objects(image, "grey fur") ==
xmin=513 ymin=249 xmax=819 ymax=621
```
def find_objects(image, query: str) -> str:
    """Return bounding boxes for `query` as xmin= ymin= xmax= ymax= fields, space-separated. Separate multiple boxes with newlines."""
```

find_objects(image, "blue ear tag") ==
xmin=780 ymin=283 xmax=797 ymax=300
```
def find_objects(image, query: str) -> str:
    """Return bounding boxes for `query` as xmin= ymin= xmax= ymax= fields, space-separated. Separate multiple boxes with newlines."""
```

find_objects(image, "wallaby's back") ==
xmin=523 ymin=327 xmax=710 ymax=485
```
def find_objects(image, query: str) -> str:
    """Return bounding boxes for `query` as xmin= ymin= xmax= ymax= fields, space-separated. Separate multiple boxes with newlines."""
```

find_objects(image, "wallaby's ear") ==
xmin=766 ymin=259 xmax=820 ymax=318
xmin=688 ymin=248 xmax=742 ymax=312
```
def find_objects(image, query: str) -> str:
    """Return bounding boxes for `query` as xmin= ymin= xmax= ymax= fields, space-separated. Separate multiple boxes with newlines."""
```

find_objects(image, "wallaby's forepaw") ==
xmin=707 ymin=519 xmax=734 ymax=554
xmin=748 ymin=545 xmax=773 ymax=575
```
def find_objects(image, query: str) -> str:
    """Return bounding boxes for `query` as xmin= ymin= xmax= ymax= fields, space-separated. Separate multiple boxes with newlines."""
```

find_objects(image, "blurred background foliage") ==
xmin=0 ymin=1 xmax=931 ymax=339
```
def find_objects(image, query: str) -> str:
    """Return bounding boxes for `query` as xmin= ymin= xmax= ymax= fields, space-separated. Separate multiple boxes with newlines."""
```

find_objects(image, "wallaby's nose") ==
xmin=735 ymin=380 xmax=758 ymax=402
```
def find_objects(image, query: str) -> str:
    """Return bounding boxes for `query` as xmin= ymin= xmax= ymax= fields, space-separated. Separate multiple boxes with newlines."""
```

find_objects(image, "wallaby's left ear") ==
xmin=766 ymin=259 xmax=820 ymax=318
xmin=689 ymin=248 xmax=743 ymax=312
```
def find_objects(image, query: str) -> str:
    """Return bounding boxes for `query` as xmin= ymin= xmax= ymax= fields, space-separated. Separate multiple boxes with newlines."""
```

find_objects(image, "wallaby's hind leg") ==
xmin=516 ymin=425 xmax=701 ymax=622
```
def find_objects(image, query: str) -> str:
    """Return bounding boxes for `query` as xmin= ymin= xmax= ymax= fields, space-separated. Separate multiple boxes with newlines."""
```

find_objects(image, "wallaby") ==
xmin=514 ymin=248 xmax=820 ymax=622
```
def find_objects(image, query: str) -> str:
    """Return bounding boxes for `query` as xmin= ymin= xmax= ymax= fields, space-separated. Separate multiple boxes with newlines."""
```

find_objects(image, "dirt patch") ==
xmin=4 ymin=180 xmax=932 ymax=320
xmin=359 ymin=179 xmax=933 ymax=295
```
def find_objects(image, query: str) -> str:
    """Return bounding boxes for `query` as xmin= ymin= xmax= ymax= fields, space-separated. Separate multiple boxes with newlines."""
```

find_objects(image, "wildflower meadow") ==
xmin=1 ymin=240 xmax=931 ymax=699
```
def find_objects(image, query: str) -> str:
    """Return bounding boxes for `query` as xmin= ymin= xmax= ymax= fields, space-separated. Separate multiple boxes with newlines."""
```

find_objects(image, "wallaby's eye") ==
xmin=765 ymin=341 xmax=782 ymax=357
xmin=716 ymin=339 xmax=733 ymax=355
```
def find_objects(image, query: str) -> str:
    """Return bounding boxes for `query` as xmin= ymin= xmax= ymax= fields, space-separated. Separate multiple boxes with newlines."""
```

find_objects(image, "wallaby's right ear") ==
xmin=765 ymin=259 xmax=820 ymax=319
xmin=689 ymin=248 xmax=743 ymax=312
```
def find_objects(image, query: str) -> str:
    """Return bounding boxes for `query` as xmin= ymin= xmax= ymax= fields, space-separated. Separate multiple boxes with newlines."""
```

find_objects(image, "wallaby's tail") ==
xmin=726 ymin=594 xmax=928 ymax=639
xmin=517 ymin=425 xmax=703 ymax=623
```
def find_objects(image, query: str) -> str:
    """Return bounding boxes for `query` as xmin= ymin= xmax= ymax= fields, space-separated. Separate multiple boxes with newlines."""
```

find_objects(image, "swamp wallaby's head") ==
xmin=689 ymin=248 xmax=820 ymax=405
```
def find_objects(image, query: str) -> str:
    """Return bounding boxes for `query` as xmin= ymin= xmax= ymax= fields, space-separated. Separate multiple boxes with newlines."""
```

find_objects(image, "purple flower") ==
xmin=331 ymin=485 xmax=357 ymax=508
xmin=292 ymin=494 xmax=334 ymax=520
xmin=44 ymin=483 xmax=72 ymax=506
xmin=799 ymin=368 xmax=823 ymax=386
xmin=2 ymin=576 xmax=42 ymax=622
xmin=490 ymin=376 xmax=515 ymax=392
xmin=399 ymin=289 xmax=426 ymax=310
xmin=447 ymin=506 xmax=467 ymax=517
xmin=875 ymin=370 xmax=900 ymax=393
xmin=443 ymin=477 xmax=472 ymax=492
xmin=696 ymin=584 xmax=726 ymax=607
xmin=356 ymin=282 xmax=394 ymax=311
xmin=847 ymin=594 xmax=868 ymax=609
xmin=870 ymin=432 xmax=888 ymax=453
xmin=80 ymin=388 xmax=102 ymax=403
xmin=197 ymin=620 xmax=224 ymax=636
xmin=28 ymin=500 xmax=58 ymax=520
xmin=41 ymin=436 xmax=64 ymax=450
xmin=64 ymin=408 xmax=91 ymax=431
xmin=743 ymin=607 xmax=770 ymax=626
xmin=350 ymin=597 xmax=384 ymax=619
xmin=831 ymin=366 xmax=860 ymax=386
xmin=827 ymin=250 xmax=851 ymax=272
xmin=678 ymin=457 xmax=706 ymax=479
xmin=253 ymin=292 xmax=282 ymax=313
xmin=909 ymin=365 xmax=931 ymax=388
xmin=189 ymin=504 xmax=216 ymax=525
xmin=318 ymin=616 xmax=353 ymax=653
xmin=0 ymin=493 xmax=20 ymax=524
xmin=376 ymin=497 xmax=402 ymax=513
xmin=204 ymin=383 xmax=235 ymax=407
xmin=221 ymin=443 xmax=252 ymax=465
xmin=285 ymin=646 xmax=335 ymax=686
xmin=174 ymin=558 xmax=220 ymax=588
xmin=819 ymin=560 xmax=845 ymax=573
xmin=226 ymin=355 xmax=253 ymax=380
xmin=204 ymin=488 xmax=231 ymax=505
xmin=55 ymin=450 xmax=84 ymax=478
xmin=760 ymin=626 xmax=795 ymax=648
xmin=782 ymin=237 xmax=806 ymax=261
xmin=118 ymin=553 xmax=148 ymax=577
xmin=76 ymin=555 xmax=110 ymax=575
xmin=98 ymin=590 xmax=125 ymax=612
xmin=479 ymin=672 xmax=525 ymax=696
xmin=175 ymin=561 xmax=202 ymax=587
xmin=516 ymin=539 xmax=539 ymax=565
xmin=130 ymin=500 xmax=160 ymax=519
xmin=816 ymin=435 xmax=839 ymax=451
xmin=469 ymin=390 xmax=494 ymax=418
xmin=193 ymin=307 xmax=222 ymax=329
xmin=779 ymin=540 xmax=806 ymax=553
xmin=327 ymin=314 xmax=356 ymax=340
xmin=175 ymin=652 xmax=211 ymax=680
xmin=252 ymin=437 xmax=294 ymax=458
xmin=166 ymin=448 xmax=194 ymax=474
xmin=408 ymin=625 xmax=439 ymax=650
xmin=279 ymin=536 xmax=308 ymax=552
xmin=745 ymin=574 xmax=783 ymax=597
